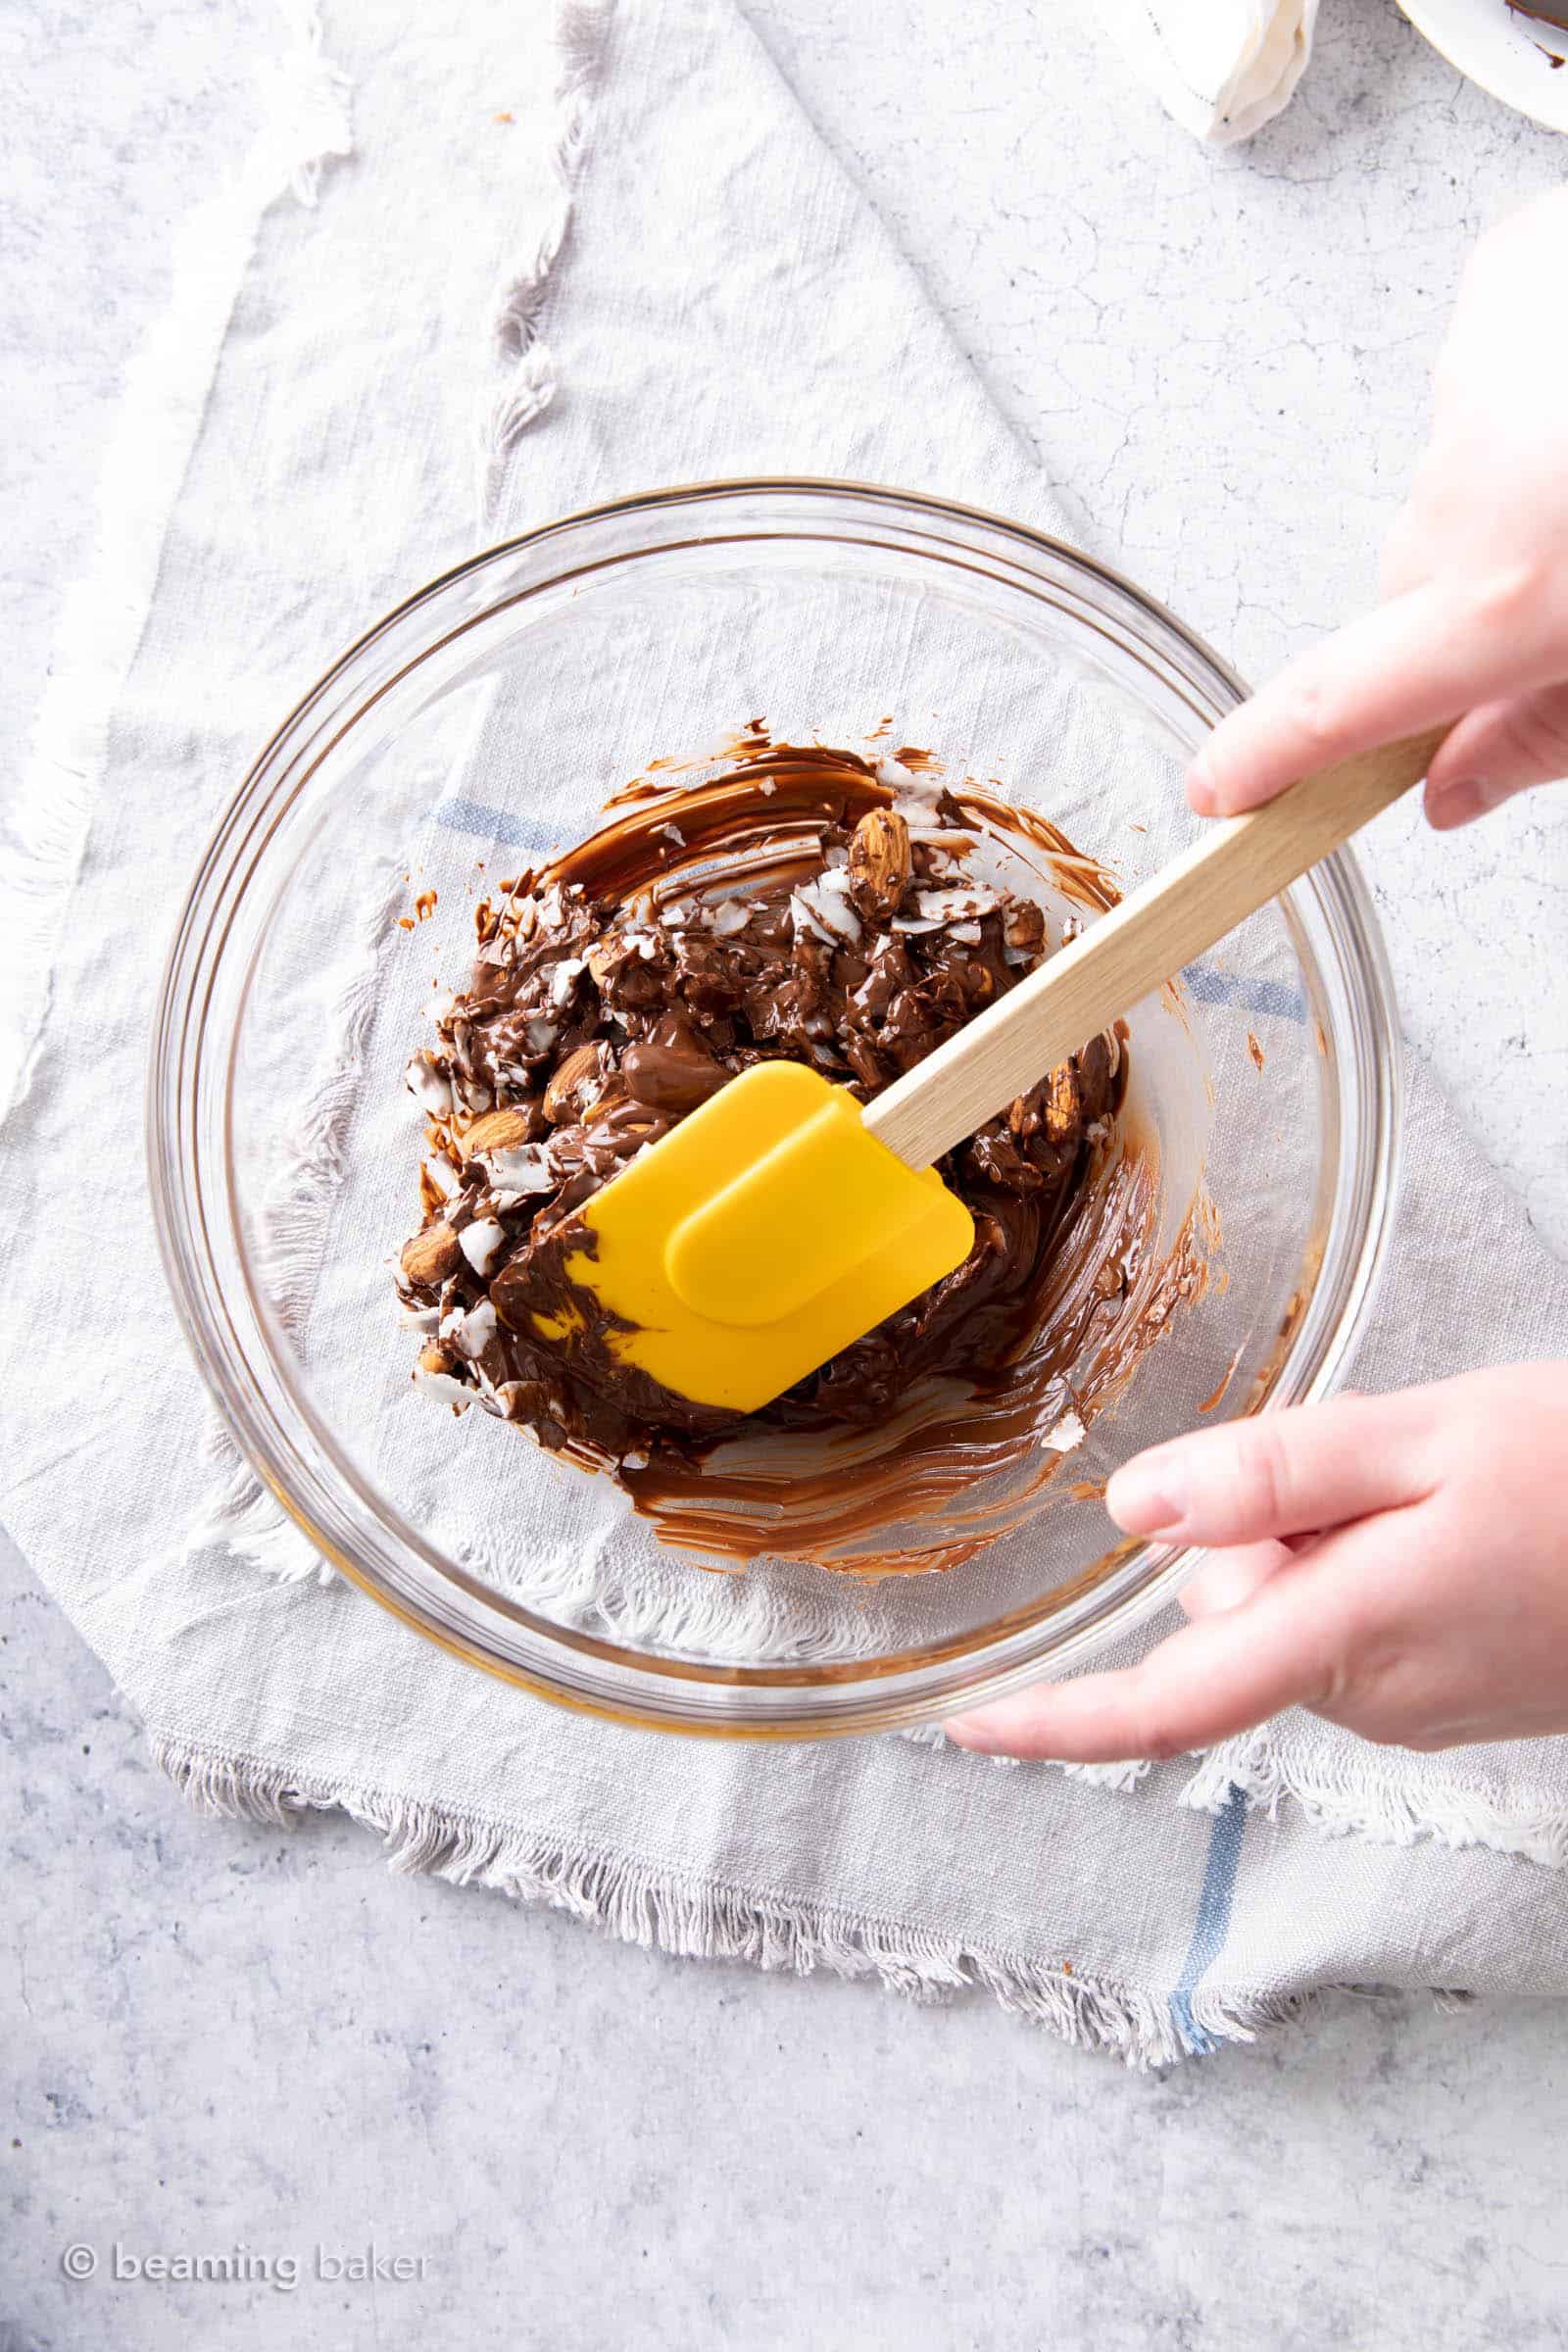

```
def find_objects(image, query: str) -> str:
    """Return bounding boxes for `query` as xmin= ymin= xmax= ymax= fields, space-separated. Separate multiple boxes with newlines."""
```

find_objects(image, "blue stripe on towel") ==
xmin=1179 ymin=963 xmax=1307 ymax=1023
xmin=434 ymin=797 xmax=562 ymax=854
xmin=1169 ymin=1786 xmax=1248 ymax=2056
xmin=430 ymin=800 xmax=1309 ymax=1028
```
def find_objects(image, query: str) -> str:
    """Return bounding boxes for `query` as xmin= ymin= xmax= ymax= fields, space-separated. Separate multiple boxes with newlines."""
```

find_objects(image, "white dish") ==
xmin=1400 ymin=0 xmax=1568 ymax=132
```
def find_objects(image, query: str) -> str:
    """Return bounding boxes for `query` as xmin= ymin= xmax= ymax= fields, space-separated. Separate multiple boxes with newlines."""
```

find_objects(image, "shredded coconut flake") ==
xmin=455 ymin=1298 xmax=498 ymax=1358
xmin=414 ymin=1367 xmax=473 ymax=1409
xmin=404 ymin=1054 xmax=453 ymax=1116
xmin=657 ymin=822 xmax=686 ymax=847
xmin=422 ymin=1152 xmax=461 ymax=1199
xmin=459 ymin=1218 xmax=505 ymax=1276
xmin=549 ymin=956 xmax=587 ymax=1007
xmin=792 ymin=879 xmax=862 ymax=945
xmin=1044 ymin=1409 xmax=1086 ymax=1452
xmin=914 ymin=887 xmax=1000 ymax=920
xmin=483 ymin=1144 xmax=555 ymax=1194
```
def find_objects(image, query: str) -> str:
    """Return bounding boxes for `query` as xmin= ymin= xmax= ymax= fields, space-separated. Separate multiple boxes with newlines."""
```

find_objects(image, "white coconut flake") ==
xmin=891 ymin=915 xmax=944 ymax=936
xmin=422 ymin=1152 xmax=461 ymax=1200
xmin=404 ymin=1054 xmax=453 ymax=1117
xmin=792 ymin=879 xmax=861 ymax=945
xmin=758 ymin=778 xmax=776 ymax=797
xmin=824 ymin=844 xmax=849 ymax=868
xmin=398 ymin=1302 xmax=441 ymax=1332
xmin=524 ymin=1017 xmax=559 ymax=1054
xmin=1003 ymin=945 xmax=1035 ymax=967
xmin=455 ymin=1298 xmax=498 ymax=1358
xmin=622 ymin=929 xmax=659 ymax=960
xmin=710 ymin=899 xmax=749 ymax=938
xmin=549 ymin=956 xmax=587 ymax=1007
xmin=414 ymin=1367 xmax=474 ymax=1410
xmin=1044 ymin=1409 xmax=1087 ymax=1453
xmin=914 ymin=887 xmax=1000 ymax=920
xmin=483 ymin=1144 xmax=556 ymax=1194
xmin=949 ymin=921 xmax=983 ymax=944
xmin=658 ymin=821 xmax=686 ymax=847
xmin=458 ymin=1218 xmax=505 ymax=1276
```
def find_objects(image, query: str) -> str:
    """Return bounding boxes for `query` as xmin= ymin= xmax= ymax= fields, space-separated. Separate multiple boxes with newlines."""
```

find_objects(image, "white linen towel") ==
xmin=2 ymin=0 xmax=1566 ymax=2068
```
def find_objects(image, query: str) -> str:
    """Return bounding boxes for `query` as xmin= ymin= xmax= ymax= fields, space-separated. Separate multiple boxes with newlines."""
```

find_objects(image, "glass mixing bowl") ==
xmin=148 ymin=480 xmax=1399 ymax=1736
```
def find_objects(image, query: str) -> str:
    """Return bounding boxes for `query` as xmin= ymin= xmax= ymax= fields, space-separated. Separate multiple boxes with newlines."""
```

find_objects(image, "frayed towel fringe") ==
xmin=1183 ymin=1736 xmax=1568 ymax=1870
xmin=153 ymin=1733 xmax=1313 ymax=2068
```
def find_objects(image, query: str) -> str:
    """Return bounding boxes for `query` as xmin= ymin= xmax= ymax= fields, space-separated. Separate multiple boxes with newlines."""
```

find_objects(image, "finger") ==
xmin=1186 ymin=578 xmax=1564 ymax=816
xmin=945 ymin=1551 xmax=1345 ymax=1761
xmin=1177 ymin=1539 xmax=1296 ymax=1619
xmin=1423 ymin=685 xmax=1568 ymax=829
xmin=1103 ymin=1390 xmax=1437 ymax=1547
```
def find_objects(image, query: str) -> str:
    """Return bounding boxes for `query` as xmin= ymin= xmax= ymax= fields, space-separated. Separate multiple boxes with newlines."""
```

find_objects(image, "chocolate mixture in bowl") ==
xmin=393 ymin=740 xmax=1200 ymax=1572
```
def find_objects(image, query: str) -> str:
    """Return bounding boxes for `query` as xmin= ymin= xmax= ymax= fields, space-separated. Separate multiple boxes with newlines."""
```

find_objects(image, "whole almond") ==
xmin=417 ymin=1340 xmax=456 ymax=1377
xmin=543 ymin=1042 xmax=603 ymax=1124
xmin=401 ymin=1220 xmax=464 ymax=1287
xmin=456 ymin=1104 xmax=539 ymax=1165
xmin=1044 ymin=1062 xmax=1081 ymax=1144
xmin=848 ymin=807 xmax=912 ymax=919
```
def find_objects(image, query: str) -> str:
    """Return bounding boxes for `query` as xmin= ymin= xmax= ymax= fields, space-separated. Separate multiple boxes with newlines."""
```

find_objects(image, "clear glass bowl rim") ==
xmin=146 ymin=475 xmax=1402 ymax=1738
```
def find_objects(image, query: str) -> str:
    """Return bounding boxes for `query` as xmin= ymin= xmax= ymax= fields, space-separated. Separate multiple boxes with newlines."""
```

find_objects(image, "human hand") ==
xmin=1188 ymin=189 xmax=1568 ymax=833
xmin=944 ymin=1365 xmax=1568 ymax=1762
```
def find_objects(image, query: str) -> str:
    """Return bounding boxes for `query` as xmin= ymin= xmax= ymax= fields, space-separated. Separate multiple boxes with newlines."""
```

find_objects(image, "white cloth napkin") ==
xmin=1097 ymin=0 xmax=1319 ymax=142
xmin=2 ymin=0 xmax=1565 ymax=2066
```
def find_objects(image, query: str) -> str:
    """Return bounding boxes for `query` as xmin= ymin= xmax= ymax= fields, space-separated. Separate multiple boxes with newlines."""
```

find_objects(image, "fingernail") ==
xmin=1104 ymin=1448 xmax=1188 ymax=1537
xmin=943 ymin=1715 xmax=1003 ymax=1753
xmin=1187 ymin=757 xmax=1219 ymax=817
xmin=1428 ymin=775 xmax=1497 ymax=830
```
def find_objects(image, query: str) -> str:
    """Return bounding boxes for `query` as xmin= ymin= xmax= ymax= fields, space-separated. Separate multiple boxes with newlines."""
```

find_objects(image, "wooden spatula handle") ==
xmin=863 ymin=725 xmax=1447 ymax=1171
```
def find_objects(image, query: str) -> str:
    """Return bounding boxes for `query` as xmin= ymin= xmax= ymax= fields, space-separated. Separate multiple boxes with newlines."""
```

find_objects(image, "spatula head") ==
xmin=559 ymin=1061 xmax=974 ymax=1413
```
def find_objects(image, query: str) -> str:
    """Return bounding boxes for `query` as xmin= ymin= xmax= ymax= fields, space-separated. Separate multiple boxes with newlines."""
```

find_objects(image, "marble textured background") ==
xmin=4 ymin=2 xmax=1567 ymax=2346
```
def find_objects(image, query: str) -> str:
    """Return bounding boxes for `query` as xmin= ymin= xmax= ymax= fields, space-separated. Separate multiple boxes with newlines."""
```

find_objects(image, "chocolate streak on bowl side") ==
xmin=393 ymin=737 xmax=1212 ymax=1576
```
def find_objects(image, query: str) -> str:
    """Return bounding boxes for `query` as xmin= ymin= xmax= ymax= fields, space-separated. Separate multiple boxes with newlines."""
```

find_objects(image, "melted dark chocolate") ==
xmin=395 ymin=748 xmax=1130 ymax=1479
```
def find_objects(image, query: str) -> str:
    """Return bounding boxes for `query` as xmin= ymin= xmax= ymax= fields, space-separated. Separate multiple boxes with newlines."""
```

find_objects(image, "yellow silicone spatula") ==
xmin=562 ymin=727 xmax=1445 ymax=1414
